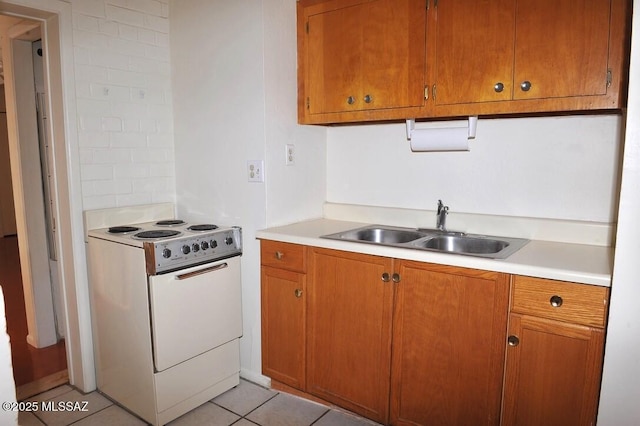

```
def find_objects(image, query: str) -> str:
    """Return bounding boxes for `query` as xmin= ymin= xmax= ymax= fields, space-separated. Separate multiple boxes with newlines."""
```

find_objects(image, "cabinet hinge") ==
xmin=306 ymin=97 xmax=310 ymax=110
xmin=426 ymin=0 xmax=429 ymax=10
xmin=306 ymin=21 xmax=309 ymax=34
xmin=434 ymin=0 xmax=438 ymax=7
xmin=606 ymin=68 xmax=612 ymax=88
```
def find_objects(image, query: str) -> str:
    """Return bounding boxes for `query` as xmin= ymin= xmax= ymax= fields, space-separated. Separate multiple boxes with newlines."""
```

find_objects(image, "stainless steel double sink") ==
xmin=321 ymin=225 xmax=529 ymax=259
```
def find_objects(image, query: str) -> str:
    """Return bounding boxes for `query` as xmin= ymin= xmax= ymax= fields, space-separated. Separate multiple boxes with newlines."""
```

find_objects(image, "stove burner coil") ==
xmin=155 ymin=220 xmax=185 ymax=226
xmin=108 ymin=226 xmax=141 ymax=234
xmin=187 ymin=224 xmax=219 ymax=231
xmin=134 ymin=230 xmax=181 ymax=239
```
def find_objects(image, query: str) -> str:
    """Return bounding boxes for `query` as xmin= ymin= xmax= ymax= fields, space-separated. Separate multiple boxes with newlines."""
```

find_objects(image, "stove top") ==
xmin=89 ymin=219 xmax=242 ymax=274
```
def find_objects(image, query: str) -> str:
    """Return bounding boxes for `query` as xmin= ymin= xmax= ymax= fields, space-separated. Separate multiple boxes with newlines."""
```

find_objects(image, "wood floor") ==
xmin=0 ymin=235 xmax=67 ymax=398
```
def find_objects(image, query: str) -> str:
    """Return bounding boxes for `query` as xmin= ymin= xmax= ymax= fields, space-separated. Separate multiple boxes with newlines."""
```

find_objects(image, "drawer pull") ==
xmin=392 ymin=273 xmax=401 ymax=283
xmin=381 ymin=272 xmax=390 ymax=282
xmin=294 ymin=289 xmax=303 ymax=298
xmin=550 ymin=295 xmax=563 ymax=308
xmin=507 ymin=335 xmax=520 ymax=347
xmin=275 ymin=251 xmax=284 ymax=260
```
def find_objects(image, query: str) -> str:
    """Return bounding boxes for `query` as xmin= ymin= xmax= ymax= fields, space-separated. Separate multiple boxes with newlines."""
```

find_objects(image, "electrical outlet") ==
xmin=285 ymin=144 xmax=295 ymax=166
xmin=247 ymin=160 xmax=264 ymax=182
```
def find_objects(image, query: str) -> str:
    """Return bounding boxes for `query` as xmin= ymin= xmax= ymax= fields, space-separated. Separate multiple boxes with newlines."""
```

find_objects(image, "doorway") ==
xmin=0 ymin=14 xmax=67 ymax=399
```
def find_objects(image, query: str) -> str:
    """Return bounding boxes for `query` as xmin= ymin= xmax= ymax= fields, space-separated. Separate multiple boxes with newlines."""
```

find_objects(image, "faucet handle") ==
xmin=437 ymin=199 xmax=444 ymax=214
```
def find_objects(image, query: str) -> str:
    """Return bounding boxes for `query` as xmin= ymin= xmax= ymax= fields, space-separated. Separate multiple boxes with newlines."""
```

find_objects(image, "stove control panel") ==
xmin=145 ymin=227 xmax=242 ymax=275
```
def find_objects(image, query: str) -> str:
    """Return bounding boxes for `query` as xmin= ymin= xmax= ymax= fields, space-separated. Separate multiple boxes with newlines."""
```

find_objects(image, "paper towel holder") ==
xmin=405 ymin=116 xmax=478 ymax=141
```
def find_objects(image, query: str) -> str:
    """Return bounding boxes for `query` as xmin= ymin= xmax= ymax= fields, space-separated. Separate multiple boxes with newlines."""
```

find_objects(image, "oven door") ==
xmin=148 ymin=255 xmax=242 ymax=372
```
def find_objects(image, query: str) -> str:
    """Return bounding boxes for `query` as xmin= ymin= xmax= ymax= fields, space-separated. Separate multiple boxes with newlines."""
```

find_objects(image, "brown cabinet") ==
xmin=502 ymin=276 xmax=609 ymax=426
xmin=306 ymin=248 xmax=394 ymax=423
xmin=390 ymin=261 xmax=510 ymax=426
xmin=260 ymin=240 xmax=610 ymax=426
xmin=429 ymin=0 xmax=629 ymax=116
xmin=260 ymin=241 xmax=307 ymax=389
xmin=297 ymin=0 xmax=630 ymax=124
xmin=298 ymin=0 xmax=427 ymax=124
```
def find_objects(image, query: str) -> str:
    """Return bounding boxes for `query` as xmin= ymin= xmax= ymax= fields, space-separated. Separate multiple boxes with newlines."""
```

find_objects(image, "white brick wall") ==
xmin=71 ymin=0 xmax=175 ymax=209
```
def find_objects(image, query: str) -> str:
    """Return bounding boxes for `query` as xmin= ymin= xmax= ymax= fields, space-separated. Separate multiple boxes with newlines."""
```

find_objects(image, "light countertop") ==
xmin=256 ymin=218 xmax=613 ymax=287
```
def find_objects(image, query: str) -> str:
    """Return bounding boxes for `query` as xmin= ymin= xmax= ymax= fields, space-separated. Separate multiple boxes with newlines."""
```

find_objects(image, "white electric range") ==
xmin=86 ymin=214 xmax=242 ymax=425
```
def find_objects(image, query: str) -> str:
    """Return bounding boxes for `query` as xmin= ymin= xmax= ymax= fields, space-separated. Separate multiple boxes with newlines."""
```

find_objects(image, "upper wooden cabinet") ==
xmin=430 ymin=0 xmax=629 ymax=116
xmin=298 ymin=0 xmax=428 ymax=123
xmin=297 ymin=0 xmax=631 ymax=124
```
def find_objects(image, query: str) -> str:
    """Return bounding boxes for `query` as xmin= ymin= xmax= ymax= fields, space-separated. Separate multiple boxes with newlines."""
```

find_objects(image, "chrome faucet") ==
xmin=436 ymin=199 xmax=449 ymax=231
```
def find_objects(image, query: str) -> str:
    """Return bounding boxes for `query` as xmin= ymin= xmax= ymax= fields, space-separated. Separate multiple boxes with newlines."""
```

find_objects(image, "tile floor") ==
xmin=17 ymin=379 xmax=382 ymax=426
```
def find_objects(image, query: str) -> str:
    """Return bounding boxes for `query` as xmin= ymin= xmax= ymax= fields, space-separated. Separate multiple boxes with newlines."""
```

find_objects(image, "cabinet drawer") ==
xmin=261 ymin=240 xmax=307 ymax=273
xmin=511 ymin=276 xmax=609 ymax=328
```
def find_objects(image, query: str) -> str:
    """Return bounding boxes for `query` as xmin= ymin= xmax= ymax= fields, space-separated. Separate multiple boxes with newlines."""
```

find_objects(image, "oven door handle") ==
xmin=175 ymin=262 xmax=228 ymax=280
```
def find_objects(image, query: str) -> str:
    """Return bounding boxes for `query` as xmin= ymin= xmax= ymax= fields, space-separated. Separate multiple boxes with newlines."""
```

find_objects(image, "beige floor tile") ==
xmin=314 ymin=409 xmax=383 ymax=426
xmin=212 ymin=379 xmax=277 ymax=416
xmin=33 ymin=390 xmax=112 ymax=426
xmin=167 ymin=401 xmax=240 ymax=426
xmin=29 ymin=385 xmax=74 ymax=403
xmin=232 ymin=419 xmax=260 ymax=426
xmin=17 ymin=411 xmax=45 ymax=426
xmin=245 ymin=393 xmax=328 ymax=426
xmin=72 ymin=404 xmax=147 ymax=425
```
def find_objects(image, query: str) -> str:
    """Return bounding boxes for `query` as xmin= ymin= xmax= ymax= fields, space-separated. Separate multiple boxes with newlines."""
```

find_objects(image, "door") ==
xmin=390 ymin=261 xmax=510 ymax=426
xmin=433 ymin=0 xmax=515 ymax=105
xmin=149 ymin=256 xmax=242 ymax=372
xmin=305 ymin=0 xmax=426 ymax=114
xmin=513 ymin=0 xmax=612 ymax=100
xmin=261 ymin=265 xmax=306 ymax=389
xmin=502 ymin=314 xmax=605 ymax=425
xmin=307 ymin=248 xmax=394 ymax=423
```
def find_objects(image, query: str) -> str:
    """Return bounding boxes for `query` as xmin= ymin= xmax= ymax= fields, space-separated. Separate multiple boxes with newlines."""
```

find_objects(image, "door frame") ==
xmin=0 ymin=0 xmax=95 ymax=392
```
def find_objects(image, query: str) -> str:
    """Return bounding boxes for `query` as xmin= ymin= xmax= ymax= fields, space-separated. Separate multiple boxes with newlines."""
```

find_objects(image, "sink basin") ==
xmin=417 ymin=235 xmax=509 ymax=255
xmin=321 ymin=225 xmax=529 ymax=259
xmin=338 ymin=227 xmax=426 ymax=244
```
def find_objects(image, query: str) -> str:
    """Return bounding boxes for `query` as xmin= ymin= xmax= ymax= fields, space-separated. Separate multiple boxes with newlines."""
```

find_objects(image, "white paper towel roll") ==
xmin=410 ymin=127 xmax=469 ymax=152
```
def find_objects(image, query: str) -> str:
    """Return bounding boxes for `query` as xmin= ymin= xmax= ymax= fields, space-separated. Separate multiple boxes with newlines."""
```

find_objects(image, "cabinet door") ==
xmin=261 ymin=266 xmax=306 ymax=389
xmin=513 ymin=0 xmax=612 ymax=100
xmin=432 ymin=0 xmax=515 ymax=105
xmin=307 ymin=248 xmax=394 ymax=423
xmin=390 ymin=261 xmax=509 ymax=426
xmin=502 ymin=314 xmax=605 ymax=426
xmin=304 ymin=0 xmax=426 ymax=114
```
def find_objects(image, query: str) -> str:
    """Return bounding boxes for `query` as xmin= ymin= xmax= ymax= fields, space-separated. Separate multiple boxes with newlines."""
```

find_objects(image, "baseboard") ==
xmin=16 ymin=369 xmax=68 ymax=401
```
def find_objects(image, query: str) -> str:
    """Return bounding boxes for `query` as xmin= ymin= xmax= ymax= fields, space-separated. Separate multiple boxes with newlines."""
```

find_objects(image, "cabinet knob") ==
xmin=364 ymin=94 xmax=373 ymax=103
xmin=507 ymin=335 xmax=520 ymax=347
xmin=381 ymin=272 xmax=390 ymax=282
xmin=275 ymin=251 xmax=284 ymax=260
xmin=494 ymin=82 xmax=504 ymax=93
xmin=520 ymin=80 xmax=532 ymax=91
xmin=392 ymin=273 xmax=400 ymax=283
xmin=294 ymin=288 xmax=303 ymax=298
xmin=347 ymin=96 xmax=356 ymax=105
xmin=550 ymin=295 xmax=563 ymax=307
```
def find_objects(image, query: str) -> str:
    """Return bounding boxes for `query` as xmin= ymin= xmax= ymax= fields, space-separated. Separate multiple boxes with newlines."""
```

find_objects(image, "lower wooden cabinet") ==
xmin=502 ymin=276 xmax=609 ymax=426
xmin=261 ymin=266 xmax=306 ymax=389
xmin=306 ymin=248 xmax=394 ymax=423
xmin=390 ymin=261 xmax=509 ymax=426
xmin=260 ymin=241 xmax=307 ymax=389
xmin=259 ymin=241 xmax=609 ymax=426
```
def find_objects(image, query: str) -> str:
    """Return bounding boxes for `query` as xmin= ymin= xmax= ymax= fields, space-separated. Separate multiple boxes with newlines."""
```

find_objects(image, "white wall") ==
xmin=597 ymin=5 xmax=640 ymax=424
xmin=327 ymin=114 xmax=622 ymax=223
xmin=170 ymin=0 xmax=325 ymax=382
xmin=70 ymin=0 xmax=175 ymax=209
